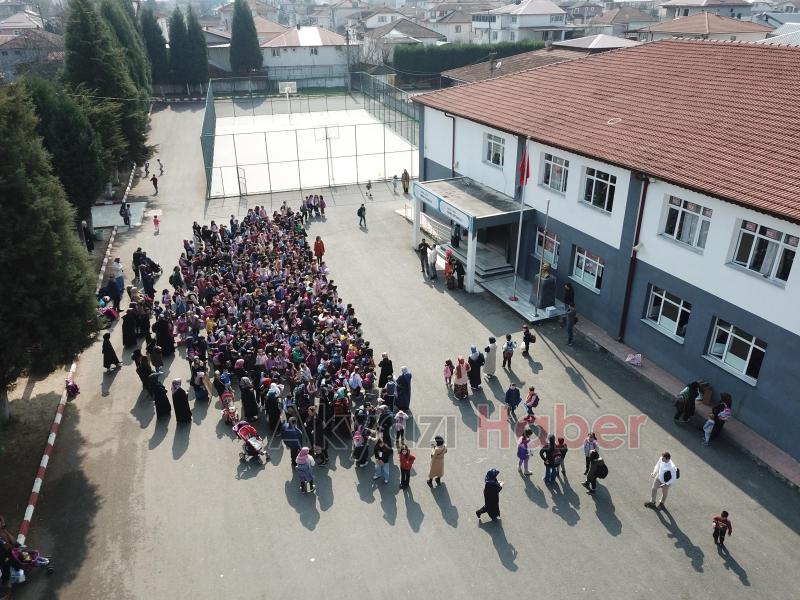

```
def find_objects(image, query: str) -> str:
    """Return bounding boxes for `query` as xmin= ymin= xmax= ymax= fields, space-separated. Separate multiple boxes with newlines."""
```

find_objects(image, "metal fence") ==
xmin=201 ymin=73 xmax=419 ymax=198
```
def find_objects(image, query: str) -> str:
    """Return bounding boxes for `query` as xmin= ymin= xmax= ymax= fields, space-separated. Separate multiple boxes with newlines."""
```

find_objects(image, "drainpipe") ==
xmin=617 ymin=172 xmax=650 ymax=342
xmin=444 ymin=112 xmax=456 ymax=177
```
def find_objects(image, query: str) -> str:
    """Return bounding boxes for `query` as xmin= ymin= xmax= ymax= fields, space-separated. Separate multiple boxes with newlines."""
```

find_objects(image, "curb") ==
xmin=17 ymin=362 xmax=77 ymax=546
xmin=96 ymin=225 xmax=119 ymax=294
xmin=578 ymin=330 xmax=800 ymax=492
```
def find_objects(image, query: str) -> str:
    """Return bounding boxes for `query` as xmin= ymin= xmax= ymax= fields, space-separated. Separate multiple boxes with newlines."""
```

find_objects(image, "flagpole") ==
xmin=534 ymin=197 xmax=551 ymax=317
xmin=509 ymin=137 xmax=530 ymax=301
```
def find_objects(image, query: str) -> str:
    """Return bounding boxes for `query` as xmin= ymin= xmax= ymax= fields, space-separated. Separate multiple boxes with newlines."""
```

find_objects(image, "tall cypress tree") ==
xmin=64 ymin=0 xmax=148 ymax=163
xmin=185 ymin=5 xmax=209 ymax=84
xmin=0 ymin=86 xmax=98 ymax=422
xmin=140 ymin=6 xmax=169 ymax=84
xmin=230 ymin=0 xmax=263 ymax=74
xmin=168 ymin=7 xmax=188 ymax=84
xmin=24 ymin=76 xmax=106 ymax=220
xmin=100 ymin=0 xmax=151 ymax=92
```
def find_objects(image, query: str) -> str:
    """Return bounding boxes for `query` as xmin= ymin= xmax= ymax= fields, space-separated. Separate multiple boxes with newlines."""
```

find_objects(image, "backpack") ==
xmin=119 ymin=204 xmax=126 ymax=217
xmin=530 ymin=393 xmax=540 ymax=408
xmin=595 ymin=461 xmax=608 ymax=479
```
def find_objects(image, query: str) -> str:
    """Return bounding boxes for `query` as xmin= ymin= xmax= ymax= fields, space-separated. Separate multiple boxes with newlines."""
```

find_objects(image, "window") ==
xmin=272 ymin=48 xmax=280 ymax=57
xmin=646 ymin=286 xmax=691 ymax=339
xmin=583 ymin=168 xmax=617 ymax=213
xmin=378 ymin=15 xmax=387 ymax=22
xmin=542 ymin=153 xmax=569 ymax=193
xmin=0 ymin=51 xmax=6 ymax=56
xmin=662 ymin=196 xmax=713 ymax=249
xmin=484 ymin=133 xmax=504 ymax=166
xmin=455 ymin=25 xmax=461 ymax=33
xmin=14 ymin=50 xmax=21 ymax=56
xmin=511 ymin=16 xmax=517 ymax=23
xmin=491 ymin=30 xmax=498 ymax=40
xmin=310 ymin=47 xmax=319 ymax=55
xmin=472 ymin=14 xmax=497 ymax=23
xmin=732 ymin=220 xmax=797 ymax=282
xmin=573 ymin=246 xmax=604 ymax=291
xmin=535 ymin=227 xmax=560 ymax=267
xmin=707 ymin=318 xmax=767 ymax=381
xmin=550 ymin=14 xmax=564 ymax=23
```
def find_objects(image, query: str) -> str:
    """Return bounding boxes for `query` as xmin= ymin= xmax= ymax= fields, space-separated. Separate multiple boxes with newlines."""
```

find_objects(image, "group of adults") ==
xmin=416 ymin=237 xmax=465 ymax=289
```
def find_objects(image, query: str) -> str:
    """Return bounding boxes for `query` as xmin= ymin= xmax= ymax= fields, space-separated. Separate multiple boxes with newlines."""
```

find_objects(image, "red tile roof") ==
xmin=414 ymin=39 xmax=800 ymax=224
xmin=442 ymin=47 xmax=587 ymax=83
xmin=636 ymin=12 xmax=774 ymax=34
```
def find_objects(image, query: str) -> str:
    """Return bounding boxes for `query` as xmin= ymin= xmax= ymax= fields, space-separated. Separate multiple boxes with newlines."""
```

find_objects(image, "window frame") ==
xmin=644 ymin=285 xmax=691 ymax=340
xmin=534 ymin=226 xmax=560 ymax=267
xmin=542 ymin=152 xmax=569 ymax=193
xmin=582 ymin=167 xmax=617 ymax=213
xmin=706 ymin=317 xmax=767 ymax=384
xmin=661 ymin=195 xmax=713 ymax=250
xmin=730 ymin=219 xmax=797 ymax=283
xmin=310 ymin=47 xmax=319 ymax=55
xmin=484 ymin=133 xmax=505 ymax=167
xmin=572 ymin=246 xmax=604 ymax=292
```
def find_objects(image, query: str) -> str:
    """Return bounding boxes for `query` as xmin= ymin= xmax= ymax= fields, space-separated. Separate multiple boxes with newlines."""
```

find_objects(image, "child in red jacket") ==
xmin=712 ymin=511 xmax=732 ymax=545
xmin=398 ymin=444 xmax=416 ymax=490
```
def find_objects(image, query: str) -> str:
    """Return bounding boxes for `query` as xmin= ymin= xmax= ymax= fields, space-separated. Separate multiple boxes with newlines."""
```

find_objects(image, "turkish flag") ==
xmin=519 ymin=143 xmax=530 ymax=186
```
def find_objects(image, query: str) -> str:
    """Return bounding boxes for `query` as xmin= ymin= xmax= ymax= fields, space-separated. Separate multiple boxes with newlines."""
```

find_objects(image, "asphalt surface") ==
xmin=14 ymin=104 xmax=800 ymax=600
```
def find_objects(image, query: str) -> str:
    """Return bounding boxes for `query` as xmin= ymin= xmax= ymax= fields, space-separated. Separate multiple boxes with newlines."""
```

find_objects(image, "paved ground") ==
xmin=13 ymin=104 xmax=800 ymax=600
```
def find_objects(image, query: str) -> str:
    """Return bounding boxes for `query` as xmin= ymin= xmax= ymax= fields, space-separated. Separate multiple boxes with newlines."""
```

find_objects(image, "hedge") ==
xmin=393 ymin=41 xmax=546 ymax=75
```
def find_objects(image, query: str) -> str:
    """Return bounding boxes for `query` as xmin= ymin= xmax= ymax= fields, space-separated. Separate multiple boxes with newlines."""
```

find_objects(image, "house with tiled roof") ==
xmin=0 ymin=28 xmax=61 ymax=82
xmin=659 ymin=0 xmax=753 ymax=21
xmin=471 ymin=0 xmax=570 ymax=43
xmin=0 ymin=9 xmax=41 ymax=35
xmin=411 ymin=40 xmax=800 ymax=458
xmin=586 ymin=7 xmax=658 ymax=36
xmin=428 ymin=10 xmax=473 ymax=42
xmin=362 ymin=18 xmax=444 ymax=62
xmin=635 ymin=12 xmax=774 ymax=40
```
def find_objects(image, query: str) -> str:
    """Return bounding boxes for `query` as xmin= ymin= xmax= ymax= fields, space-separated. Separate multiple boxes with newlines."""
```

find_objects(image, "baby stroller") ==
xmin=220 ymin=390 xmax=239 ymax=425
xmin=232 ymin=420 xmax=269 ymax=463
xmin=8 ymin=546 xmax=54 ymax=585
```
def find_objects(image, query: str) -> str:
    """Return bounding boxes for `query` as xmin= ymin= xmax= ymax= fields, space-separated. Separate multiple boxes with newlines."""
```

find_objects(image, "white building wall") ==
xmin=424 ymin=107 xmax=519 ymax=198
xmin=523 ymin=140 xmax=632 ymax=250
xmin=636 ymin=180 xmax=800 ymax=335
xmin=262 ymin=45 xmax=348 ymax=68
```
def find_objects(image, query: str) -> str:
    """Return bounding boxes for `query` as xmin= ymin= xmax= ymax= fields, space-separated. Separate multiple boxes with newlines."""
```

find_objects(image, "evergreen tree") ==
xmin=230 ymin=0 xmax=262 ymax=74
xmin=64 ymin=0 xmax=149 ymax=163
xmin=0 ymin=86 xmax=98 ymax=422
xmin=140 ymin=6 xmax=169 ymax=84
xmin=72 ymin=85 xmax=128 ymax=177
xmin=24 ymin=77 xmax=106 ymax=220
xmin=185 ymin=6 xmax=209 ymax=84
xmin=168 ymin=6 xmax=188 ymax=84
xmin=100 ymin=0 xmax=151 ymax=92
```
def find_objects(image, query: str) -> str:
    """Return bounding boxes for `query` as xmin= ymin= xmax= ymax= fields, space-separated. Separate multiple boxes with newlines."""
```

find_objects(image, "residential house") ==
xmin=551 ymin=32 xmax=643 ymax=48
xmin=262 ymin=26 xmax=351 ymax=86
xmin=357 ymin=6 xmax=405 ymax=29
xmin=412 ymin=39 xmax=800 ymax=459
xmin=659 ymin=0 xmax=753 ymax=21
xmin=331 ymin=0 xmax=366 ymax=31
xmin=0 ymin=2 xmax=30 ymax=21
xmin=586 ymin=7 xmax=658 ymax=36
xmin=635 ymin=12 xmax=773 ymax=40
xmin=750 ymin=0 xmax=799 ymax=11
xmin=428 ymin=10 xmax=473 ymax=42
xmin=203 ymin=16 xmax=287 ymax=50
xmin=362 ymin=17 xmax=444 ymax=63
xmin=563 ymin=1 xmax=604 ymax=24
xmin=304 ymin=6 xmax=334 ymax=29
xmin=0 ymin=9 xmax=41 ymax=35
xmin=753 ymin=10 xmax=800 ymax=26
xmin=0 ymin=29 xmax=61 ymax=82
xmin=471 ymin=0 xmax=570 ymax=44
xmin=756 ymin=20 xmax=800 ymax=41
xmin=425 ymin=1 xmax=501 ymax=21
xmin=216 ymin=0 xmax=279 ymax=28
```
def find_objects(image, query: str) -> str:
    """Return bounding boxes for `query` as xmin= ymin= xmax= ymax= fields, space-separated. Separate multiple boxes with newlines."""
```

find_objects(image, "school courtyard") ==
xmin=9 ymin=104 xmax=799 ymax=600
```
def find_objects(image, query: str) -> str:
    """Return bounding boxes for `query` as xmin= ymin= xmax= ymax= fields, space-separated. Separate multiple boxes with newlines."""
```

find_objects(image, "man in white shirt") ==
xmin=111 ymin=257 xmax=124 ymax=294
xmin=645 ymin=451 xmax=678 ymax=510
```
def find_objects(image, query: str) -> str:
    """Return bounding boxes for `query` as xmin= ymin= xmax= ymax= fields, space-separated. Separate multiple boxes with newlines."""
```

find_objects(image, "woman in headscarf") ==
xmin=171 ymin=379 xmax=192 ymax=423
xmin=134 ymin=351 xmax=153 ymax=391
xmin=427 ymin=435 xmax=447 ymax=487
xmin=395 ymin=366 xmax=412 ymax=411
xmin=377 ymin=352 xmax=393 ymax=388
xmin=295 ymin=447 xmax=316 ymax=493
xmin=239 ymin=377 xmax=259 ymax=422
xmin=121 ymin=307 xmax=138 ymax=347
xmin=152 ymin=316 xmax=175 ymax=356
xmin=102 ymin=332 xmax=122 ymax=372
xmin=263 ymin=382 xmax=283 ymax=433
xmin=476 ymin=468 xmax=503 ymax=522
xmin=453 ymin=356 xmax=470 ymax=400
xmin=150 ymin=373 xmax=171 ymax=419
xmin=484 ymin=337 xmax=498 ymax=379
xmin=467 ymin=345 xmax=485 ymax=390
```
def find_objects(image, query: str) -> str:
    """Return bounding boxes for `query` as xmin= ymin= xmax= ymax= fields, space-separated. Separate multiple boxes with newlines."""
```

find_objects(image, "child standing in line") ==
xmin=443 ymin=359 xmax=454 ymax=387
xmin=712 ymin=511 xmax=732 ymax=545
xmin=524 ymin=386 xmax=539 ymax=422
xmin=505 ymin=382 xmax=521 ymax=421
xmin=501 ymin=333 xmax=517 ymax=369
xmin=517 ymin=427 xmax=533 ymax=476
xmin=394 ymin=409 xmax=408 ymax=447
xmin=153 ymin=214 xmax=160 ymax=234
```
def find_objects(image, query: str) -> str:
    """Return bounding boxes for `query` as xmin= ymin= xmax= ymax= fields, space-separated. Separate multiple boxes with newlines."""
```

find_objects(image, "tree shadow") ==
xmin=100 ymin=368 xmax=120 ymax=397
xmin=172 ymin=421 xmax=190 ymax=460
xmin=591 ymin=489 xmax=622 ymax=536
xmin=432 ymin=483 xmax=458 ymax=528
xmin=478 ymin=520 xmax=518 ymax=572
xmin=283 ymin=480 xmax=320 ymax=531
xmin=402 ymin=484 xmax=424 ymax=532
xmin=148 ymin=418 xmax=169 ymax=450
xmin=655 ymin=508 xmax=705 ymax=573
xmin=717 ymin=543 xmax=750 ymax=586
xmin=548 ymin=480 xmax=581 ymax=526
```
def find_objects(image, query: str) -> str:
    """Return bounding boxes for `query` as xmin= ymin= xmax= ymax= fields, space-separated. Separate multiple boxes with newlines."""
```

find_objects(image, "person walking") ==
xmin=443 ymin=359 xmax=454 ymax=387
xmin=153 ymin=214 xmax=160 ymax=234
xmin=540 ymin=434 xmax=559 ymax=484
xmin=282 ymin=417 xmax=304 ymax=468
xmin=394 ymin=409 xmax=408 ymax=447
xmin=522 ymin=325 xmax=536 ymax=356
xmin=377 ymin=352 xmax=393 ymax=388
xmin=524 ymin=386 xmax=539 ymax=422
xmin=427 ymin=243 xmax=438 ymax=280
xmin=467 ymin=345 xmax=484 ymax=390
xmin=712 ymin=511 xmax=732 ymax=546
xmin=645 ymin=451 xmax=678 ymax=510
xmin=144 ymin=160 xmax=150 ymax=176
xmin=555 ymin=436 xmax=568 ymax=477
xmin=417 ymin=238 xmax=430 ymax=274
xmin=395 ymin=366 xmax=412 ymax=411
xmin=505 ymin=382 xmax=521 ymax=421
xmin=398 ymin=443 xmax=415 ymax=489
xmin=392 ymin=174 xmax=398 ymax=193
xmin=566 ymin=304 xmax=577 ymax=346
xmin=452 ymin=357 xmax=470 ymax=400
xmin=239 ymin=377 xmax=259 ymax=422
xmin=484 ymin=337 xmax=497 ymax=379
xmin=295 ymin=447 xmax=316 ymax=493
xmin=102 ymin=332 xmax=122 ymax=372
xmin=357 ymin=203 xmax=366 ymax=227
xmin=157 ymin=158 xmax=164 ymax=176
xmin=82 ymin=220 xmax=94 ymax=253
xmin=312 ymin=235 xmax=324 ymax=265
xmin=150 ymin=174 xmax=159 ymax=195
xmin=583 ymin=432 xmax=598 ymax=475
xmin=475 ymin=469 xmax=503 ymax=522
xmin=581 ymin=450 xmax=607 ymax=495
xmin=171 ymin=379 xmax=192 ymax=423
xmin=372 ymin=438 xmax=393 ymax=484
xmin=365 ymin=180 xmax=373 ymax=198
xmin=454 ymin=259 xmax=465 ymax=289
xmin=402 ymin=168 xmax=410 ymax=194
xmin=427 ymin=435 xmax=447 ymax=487
xmin=501 ymin=334 xmax=516 ymax=369
xmin=517 ymin=427 xmax=533 ymax=475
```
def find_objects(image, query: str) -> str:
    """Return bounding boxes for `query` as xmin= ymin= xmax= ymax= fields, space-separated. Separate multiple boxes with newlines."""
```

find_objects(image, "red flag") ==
xmin=519 ymin=143 xmax=530 ymax=186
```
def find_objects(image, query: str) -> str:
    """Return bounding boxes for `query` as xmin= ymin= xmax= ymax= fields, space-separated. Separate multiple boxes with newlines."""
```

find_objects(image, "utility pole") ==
xmin=488 ymin=51 xmax=498 ymax=78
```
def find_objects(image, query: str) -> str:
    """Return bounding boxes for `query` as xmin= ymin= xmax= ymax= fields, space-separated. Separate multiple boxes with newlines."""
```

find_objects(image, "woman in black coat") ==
xmin=476 ymin=468 xmax=503 ymax=521
xmin=467 ymin=345 xmax=485 ymax=390
xmin=240 ymin=377 xmax=259 ymax=421
xmin=102 ymin=333 xmax=122 ymax=371
xmin=121 ymin=309 xmax=138 ymax=347
xmin=170 ymin=378 xmax=192 ymax=423
xmin=152 ymin=317 xmax=175 ymax=356
xmin=378 ymin=353 xmax=393 ymax=388
xmin=150 ymin=374 xmax=171 ymax=419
